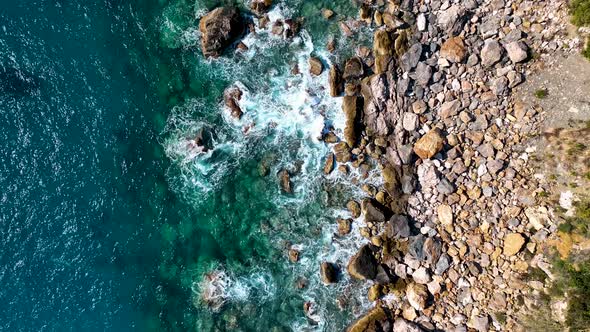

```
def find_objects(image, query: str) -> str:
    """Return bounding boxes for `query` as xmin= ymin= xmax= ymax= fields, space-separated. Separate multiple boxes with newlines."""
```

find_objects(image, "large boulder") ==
xmin=413 ymin=128 xmax=445 ymax=159
xmin=199 ymin=7 xmax=245 ymax=58
xmin=342 ymin=96 xmax=361 ymax=148
xmin=347 ymin=244 xmax=377 ymax=280
xmin=363 ymin=199 xmax=389 ymax=224
xmin=343 ymin=57 xmax=364 ymax=80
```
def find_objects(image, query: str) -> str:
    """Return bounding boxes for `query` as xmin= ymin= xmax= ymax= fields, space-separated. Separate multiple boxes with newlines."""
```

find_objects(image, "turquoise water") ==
xmin=0 ymin=1 xmax=375 ymax=331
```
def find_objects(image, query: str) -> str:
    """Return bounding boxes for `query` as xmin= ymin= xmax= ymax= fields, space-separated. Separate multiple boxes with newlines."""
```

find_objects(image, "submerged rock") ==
xmin=347 ymin=244 xmax=377 ymax=280
xmin=224 ymin=86 xmax=243 ymax=119
xmin=199 ymin=7 xmax=246 ymax=58
xmin=278 ymin=169 xmax=292 ymax=193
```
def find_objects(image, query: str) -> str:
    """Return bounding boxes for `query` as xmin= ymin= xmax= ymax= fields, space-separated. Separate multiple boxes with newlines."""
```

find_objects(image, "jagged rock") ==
xmin=323 ymin=153 xmax=335 ymax=175
xmin=278 ymin=169 xmax=292 ymax=193
xmin=337 ymin=218 xmax=352 ymax=235
xmin=440 ymin=36 xmax=467 ymax=63
xmin=393 ymin=318 xmax=424 ymax=332
xmin=414 ymin=62 xmax=432 ymax=86
xmin=322 ymin=8 xmax=334 ymax=19
xmin=491 ymin=76 xmax=509 ymax=95
xmin=346 ymin=307 xmax=389 ymax=332
xmin=309 ymin=57 xmax=323 ymax=76
xmin=401 ymin=43 xmax=422 ymax=71
xmin=413 ymin=128 xmax=445 ymax=159
xmin=503 ymin=233 xmax=525 ymax=256
xmin=480 ymin=39 xmax=503 ymax=67
xmin=320 ymin=262 xmax=338 ymax=284
xmin=343 ymin=57 xmax=364 ymax=80
xmin=387 ymin=215 xmax=411 ymax=238
xmin=468 ymin=315 xmax=490 ymax=332
xmin=342 ymin=96 xmax=361 ymax=147
xmin=406 ymin=283 xmax=429 ymax=311
xmin=199 ymin=7 xmax=245 ymax=58
xmin=434 ymin=254 xmax=451 ymax=275
xmin=364 ymin=200 xmax=388 ymax=223
xmin=347 ymin=244 xmax=377 ymax=280
xmin=329 ymin=65 xmax=343 ymax=97
xmin=408 ymin=235 xmax=426 ymax=261
xmin=505 ymin=41 xmax=528 ymax=63
xmin=402 ymin=112 xmax=419 ymax=131
xmin=347 ymin=200 xmax=361 ymax=218
xmin=224 ymin=86 xmax=243 ymax=119
xmin=437 ymin=4 xmax=466 ymax=36
xmin=288 ymin=249 xmax=299 ymax=262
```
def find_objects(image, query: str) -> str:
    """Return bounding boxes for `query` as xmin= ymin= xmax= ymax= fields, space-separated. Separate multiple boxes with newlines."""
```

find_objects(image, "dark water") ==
xmin=0 ymin=1 xmax=374 ymax=331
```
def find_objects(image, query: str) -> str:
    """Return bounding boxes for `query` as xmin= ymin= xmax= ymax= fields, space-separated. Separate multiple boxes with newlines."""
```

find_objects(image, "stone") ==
xmin=491 ymin=76 xmax=509 ymax=96
xmin=367 ymin=284 xmax=381 ymax=302
xmin=320 ymin=262 xmax=338 ymax=284
xmin=417 ymin=13 xmax=426 ymax=31
xmin=387 ymin=215 xmax=411 ymax=239
xmin=322 ymin=8 xmax=334 ymax=19
xmin=413 ymin=128 xmax=445 ymax=159
xmin=337 ymin=218 xmax=352 ymax=235
xmin=505 ymin=41 xmax=528 ymax=63
xmin=343 ymin=57 xmax=364 ymax=80
xmin=278 ymin=169 xmax=292 ymax=193
xmin=224 ymin=86 xmax=243 ymax=119
xmin=347 ymin=245 xmax=377 ymax=280
xmin=346 ymin=307 xmax=388 ymax=332
xmin=440 ymin=37 xmax=467 ymax=63
xmin=412 ymin=267 xmax=431 ymax=284
xmin=437 ymin=204 xmax=453 ymax=226
xmin=434 ymin=254 xmax=451 ymax=275
xmin=401 ymin=43 xmax=422 ymax=71
xmin=469 ymin=315 xmax=490 ymax=332
xmin=503 ymin=233 xmax=525 ymax=256
xmin=250 ymin=0 xmax=272 ymax=16
xmin=406 ymin=283 xmax=429 ymax=311
xmin=329 ymin=65 xmax=343 ymax=97
xmin=480 ymin=39 xmax=503 ymax=67
xmin=309 ymin=57 xmax=323 ymax=76
xmin=288 ymin=249 xmax=299 ymax=262
xmin=393 ymin=318 xmax=424 ymax=332
xmin=414 ymin=62 xmax=432 ymax=86
xmin=403 ymin=112 xmax=419 ymax=131
xmin=199 ymin=7 xmax=245 ymax=57
xmin=342 ymin=96 xmax=360 ymax=147
xmin=423 ymin=237 xmax=442 ymax=266
xmin=437 ymin=5 xmax=466 ymax=36
xmin=373 ymin=29 xmax=392 ymax=57
xmin=347 ymin=200 xmax=361 ymax=218
xmin=323 ymin=153 xmax=335 ymax=175
xmin=334 ymin=142 xmax=352 ymax=163
xmin=364 ymin=200 xmax=388 ymax=224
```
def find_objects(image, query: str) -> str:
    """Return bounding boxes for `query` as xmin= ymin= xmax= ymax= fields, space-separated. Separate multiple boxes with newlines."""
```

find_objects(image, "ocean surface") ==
xmin=0 ymin=1 xmax=377 ymax=330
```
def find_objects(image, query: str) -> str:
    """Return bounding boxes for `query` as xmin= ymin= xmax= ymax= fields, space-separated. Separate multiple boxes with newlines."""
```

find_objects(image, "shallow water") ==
xmin=0 ymin=1 xmax=375 ymax=331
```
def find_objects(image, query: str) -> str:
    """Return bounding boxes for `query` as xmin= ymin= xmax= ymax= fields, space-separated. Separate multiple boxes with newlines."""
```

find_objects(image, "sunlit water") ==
xmin=0 ymin=1 xmax=377 ymax=331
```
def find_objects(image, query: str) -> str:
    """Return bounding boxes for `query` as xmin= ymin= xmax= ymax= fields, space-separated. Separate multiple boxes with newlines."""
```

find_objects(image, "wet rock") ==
xmin=322 ymin=8 xmax=334 ymax=20
xmin=387 ymin=215 xmax=411 ymax=239
xmin=329 ymin=65 xmax=343 ymax=97
xmin=250 ymin=0 xmax=272 ymax=16
xmin=199 ymin=7 xmax=246 ymax=58
xmin=337 ymin=218 xmax=352 ymax=235
xmin=414 ymin=62 xmax=432 ymax=86
xmin=413 ymin=128 xmax=445 ymax=159
xmin=505 ymin=41 xmax=528 ymax=63
xmin=334 ymin=142 xmax=352 ymax=163
xmin=278 ymin=169 xmax=292 ymax=193
xmin=346 ymin=306 xmax=389 ymax=332
xmin=342 ymin=96 xmax=361 ymax=147
xmin=323 ymin=153 xmax=335 ymax=175
xmin=343 ymin=57 xmax=364 ymax=80
xmin=363 ymin=200 xmax=388 ymax=224
xmin=440 ymin=36 xmax=467 ymax=63
xmin=480 ymin=39 xmax=503 ymax=67
xmin=503 ymin=233 xmax=525 ymax=256
xmin=347 ymin=200 xmax=361 ymax=218
xmin=406 ymin=283 xmax=429 ymax=311
xmin=224 ymin=86 xmax=243 ymax=119
xmin=288 ymin=248 xmax=299 ymax=262
xmin=320 ymin=262 xmax=338 ymax=284
xmin=347 ymin=244 xmax=377 ymax=280
xmin=309 ymin=57 xmax=323 ymax=76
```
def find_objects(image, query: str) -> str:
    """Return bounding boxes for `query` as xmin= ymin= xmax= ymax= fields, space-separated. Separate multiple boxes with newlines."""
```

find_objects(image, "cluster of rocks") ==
xmin=310 ymin=0 xmax=575 ymax=331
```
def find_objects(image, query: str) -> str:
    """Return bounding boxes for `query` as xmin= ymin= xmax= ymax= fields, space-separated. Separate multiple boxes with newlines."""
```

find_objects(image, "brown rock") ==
xmin=322 ymin=8 xmax=335 ymax=19
xmin=288 ymin=249 xmax=299 ymax=262
xmin=343 ymin=57 xmax=364 ymax=80
xmin=440 ymin=36 xmax=467 ymax=63
xmin=347 ymin=244 xmax=377 ymax=280
xmin=342 ymin=96 xmax=361 ymax=148
xmin=320 ymin=262 xmax=338 ymax=284
xmin=309 ymin=57 xmax=323 ymax=76
xmin=250 ymin=0 xmax=272 ymax=16
xmin=413 ymin=128 xmax=446 ymax=159
xmin=337 ymin=218 xmax=352 ymax=235
xmin=278 ymin=169 xmax=292 ymax=193
xmin=224 ymin=86 xmax=243 ymax=119
xmin=346 ymin=307 xmax=388 ymax=332
xmin=323 ymin=153 xmax=335 ymax=175
xmin=329 ymin=65 xmax=343 ymax=97
xmin=503 ymin=233 xmax=525 ymax=256
xmin=347 ymin=200 xmax=361 ymax=218
xmin=199 ymin=7 xmax=245 ymax=58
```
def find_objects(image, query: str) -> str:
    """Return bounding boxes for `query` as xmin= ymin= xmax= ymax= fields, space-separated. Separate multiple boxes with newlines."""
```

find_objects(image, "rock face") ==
xmin=413 ymin=129 xmax=445 ymax=159
xmin=503 ymin=233 xmax=525 ymax=256
xmin=199 ymin=7 xmax=245 ymax=58
xmin=347 ymin=245 xmax=377 ymax=280
xmin=440 ymin=36 xmax=467 ymax=63
xmin=320 ymin=262 xmax=338 ymax=284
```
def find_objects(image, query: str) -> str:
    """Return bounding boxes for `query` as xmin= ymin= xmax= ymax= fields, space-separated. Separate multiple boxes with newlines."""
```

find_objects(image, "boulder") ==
xmin=309 ymin=57 xmax=323 ymax=76
xmin=323 ymin=153 xmax=335 ymax=175
xmin=503 ymin=233 xmax=525 ymax=256
xmin=347 ymin=200 xmax=361 ymax=218
xmin=373 ymin=29 xmax=393 ymax=57
xmin=440 ymin=36 xmax=467 ymax=63
xmin=334 ymin=142 xmax=352 ymax=163
xmin=337 ymin=218 xmax=352 ymax=235
xmin=224 ymin=86 xmax=243 ymax=119
xmin=363 ymin=199 xmax=389 ymax=223
xmin=347 ymin=244 xmax=377 ymax=280
xmin=505 ymin=41 xmax=528 ymax=63
xmin=346 ymin=307 xmax=389 ymax=332
xmin=250 ymin=0 xmax=272 ymax=16
xmin=199 ymin=7 xmax=246 ymax=57
xmin=393 ymin=318 xmax=423 ymax=332
xmin=329 ymin=65 xmax=343 ymax=97
xmin=406 ymin=283 xmax=429 ymax=311
xmin=278 ymin=169 xmax=292 ymax=193
xmin=480 ymin=39 xmax=503 ymax=67
xmin=343 ymin=57 xmax=364 ymax=80
xmin=387 ymin=215 xmax=411 ymax=238
xmin=320 ymin=262 xmax=338 ymax=284
xmin=342 ymin=96 xmax=361 ymax=147
xmin=413 ymin=128 xmax=445 ymax=159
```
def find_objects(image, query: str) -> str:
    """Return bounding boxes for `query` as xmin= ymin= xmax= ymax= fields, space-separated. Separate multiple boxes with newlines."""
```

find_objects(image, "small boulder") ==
xmin=346 ymin=307 xmax=389 ymax=332
xmin=309 ymin=57 xmax=324 ymax=76
xmin=343 ymin=57 xmax=364 ymax=80
xmin=323 ymin=153 xmax=335 ymax=175
xmin=413 ymin=128 xmax=445 ymax=159
xmin=347 ymin=200 xmax=361 ymax=218
xmin=337 ymin=218 xmax=352 ymax=235
xmin=320 ymin=262 xmax=338 ymax=284
xmin=505 ymin=41 xmax=528 ymax=63
xmin=329 ymin=65 xmax=343 ymax=97
xmin=347 ymin=244 xmax=377 ymax=280
xmin=224 ymin=86 xmax=243 ymax=119
xmin=406 ymin=283 xmax=429 ymax=311
xmin=250 ymin=0 xmax=272 ymax=16
xmin=386 ymin=215 xmax=411 ymax=238
xmin=363 ymin=199 xmax=388 ymax=224
xmin=440 ymin=36 xmax=467 ymax=63
xmin=480 ymin=39 xmax=503 ymax=67
xmin=503 ymin=233 xmax=525 ymax=256
xmin=199 ymin=7 xmax=246 ymax=58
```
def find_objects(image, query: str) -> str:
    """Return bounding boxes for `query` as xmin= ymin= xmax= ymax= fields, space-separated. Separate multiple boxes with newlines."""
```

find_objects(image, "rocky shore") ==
xmin=196 ymin=0 xmax=590 ymax=330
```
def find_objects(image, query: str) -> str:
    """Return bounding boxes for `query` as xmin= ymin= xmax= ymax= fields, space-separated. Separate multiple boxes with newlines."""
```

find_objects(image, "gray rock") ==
xmin=505 ymin=41 xmax=528 ymax=63
xmin=401 ymin=43 xmax=423 ymax=71
xmin=401 ymin=174 xmax=416 ymax=194
xmin=491 ymin=76 xmax=509 ymax=95
xmin=479 ymin=16 xmax=501 ymax=38
xmin=434 ymin=253 xmax=451 ymax=275
xmin=486 ymin=159 xmax=504 ymax=174
xmin=437 ymin=5 xmax=466 ymax=36
xmin=470 ymin=315 xmax=490 ymax=332
xmin=387 ymin=215 xmax=411 ymax=239
xmin=415 ymin=62 xmax=432 ymax=86
xmin=477 ymin=143 xmax=495 ymax=158
xmin=436 ymin=177 xmax=455 ymax=194
xmin=409 ymin=235 xmax=426 ymax=260
xmin=480 ymin=39 xmax=503 ymax=67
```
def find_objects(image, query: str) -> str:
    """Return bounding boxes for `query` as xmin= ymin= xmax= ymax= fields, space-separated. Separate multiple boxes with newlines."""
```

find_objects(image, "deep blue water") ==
xmin=0 ymin=1 xmax=373 ymax=331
